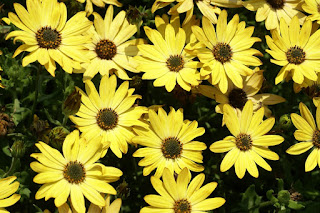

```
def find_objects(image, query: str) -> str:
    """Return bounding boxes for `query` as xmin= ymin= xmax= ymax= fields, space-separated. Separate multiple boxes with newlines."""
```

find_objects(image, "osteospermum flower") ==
xmin=303 ymin=0 xmax=320 ymax=24
xmin=77 ymin=5 xmax=144 ymax=81
xmin=287 ymin=103 xmax=320 ymax=172
xmin=210 ymin=100 xmax=284 ymax=179
xmin=70 ymin=75 xmax=147 ymax=158
xmin=30 ymin=130 xmax=122 ymax=213
xmin=135 ymin=23 xmax=201 ymax=92
xmin=6 ymin=0 xmax=92 ymax=76
xmin=266 ymin=16 xmax=320 ymax=85
xmin=0 ymin=176 xmax=21 ymax=212
xmin=133 ymin=107 xmax=206 ymax=177
xmin=140 ymin=167 xmax=225 ymax=213
xmin=197 ymin=68 xmax=286 ymax=119
xmin=76 ymin=0 xmax=122 ymax=15
xmin=243 ymin=0 xmax=306 ymax=30
xmin=191 ymin=10 xmax=262 ymax=93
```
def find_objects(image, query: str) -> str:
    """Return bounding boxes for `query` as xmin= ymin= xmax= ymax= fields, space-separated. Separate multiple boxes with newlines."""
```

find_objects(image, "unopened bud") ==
xmin=63 ymin=89 xmax=81 ymax=116
xmin=49 ymin=126 xmax=70 ymax=150
xmin=126 ymin=6 xmax=143 ymax=26
xmin=279 ymin=114 xmax=292 ymax=130
xmin=11 ymin=140 xmax=26 ymax=158
xmin=278 ymin=190 xmax=290 ymax=205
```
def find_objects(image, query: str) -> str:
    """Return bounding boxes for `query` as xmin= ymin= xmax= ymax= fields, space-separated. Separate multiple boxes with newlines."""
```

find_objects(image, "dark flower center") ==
xmin=36 ymin=26 xmax=61 ymax=49
xmin=174 ymin=199 xmax=191 ymax=213
xmin=286 ymin=46 xmax=306 ymax=65
xmin=161 ymin=137 xmax=182 ymax=159
xmin=266 ymin=0 xmax=285 ymax=9
xmin=166 ymin=55 xmax=184 ymax=72
xmin=63 ymin=161 xmax=86 ymax=184
xmin=96 ymin=108 xmax=118 ymax=130
xmin=236 ymin=133 xmax=252 ymax=151
xmin=312 ymin=130 xmax=320 ymax=148
xmin=228 ymin=89 xmax=248 ymax=110
xmin=213 ymin=43 xmax=232 ymax=64
xmin=95 ymin=40 xmax=117 ymax=60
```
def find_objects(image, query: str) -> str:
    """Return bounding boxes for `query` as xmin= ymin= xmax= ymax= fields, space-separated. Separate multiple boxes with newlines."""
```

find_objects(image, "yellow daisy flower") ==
xmin=76 ymin=0 xmax=122 ymax=15
xmin=287 ymin=102 xmax=320 ymax=172
xmin=0 ymin=176 xmax=21 ymax=212
xmin=303 ymin=0 xmax=320 ymax=24
xmin=266 ymin=16 xmax=320 ymax=85
xmin=140 ymin=167 xmax=225 ymax=213
xmin=152 ymin=0 xmax=242 ymax=24
xmin=197 ymin=68 xmax=286 ymax=120
xmin=69 ymin=75 xmax=147 ymax=158
xmin=77 ymin=5 xmax=144 ymax=81
xmin=132 ymin=107 xmax=206 ymax=177
xmin=243 ymin=0 xmax=306 ymax=30
xmin=6 ymin=0 xmax=92 ymax=76
xmin=30 ymin=130 xmax=122 ymax=213
xmin=135 ymin=23 xmax=202 ymax=92
xmin=210 ymin=100 xmax=284 ymax=179
xmin=191 ymin=10 xmax=262 ymax=94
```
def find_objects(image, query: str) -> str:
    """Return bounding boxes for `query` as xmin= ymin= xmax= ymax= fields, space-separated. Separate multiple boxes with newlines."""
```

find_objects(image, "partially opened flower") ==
xmin=243 ymin=0 xmax=306 ymax=30
xmin=140 ymin=167 xmax=225 ymax=213
xmin=30 ymin=130 xmax=122 ymax=213
xmin=76 ymin=0 xmax=122 ymax=15
xmin=0 ymin=176 xmax=21 ymax=212
xmin=133 ymin=107 xmax=206 ymax=177
xmin=266 ymin=16 xmax=320 ymax=85
xmin=191 ymin=10 xmax=262 ymax=94
xmin=210 ymin=100 xmax=284 ymax=178
xmin=287 ymin=102 xmax=320 ymax=172
xmin=302 ymin=0 xmax=320 ymax=24
xmin=6 ymin=0 xmax=92 ymax=76
xmin=70 ymin=75 xmax=147 ymax=158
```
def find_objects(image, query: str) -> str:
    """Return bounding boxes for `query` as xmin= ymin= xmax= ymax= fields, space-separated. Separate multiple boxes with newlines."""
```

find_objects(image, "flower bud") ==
xmin=49 ymin=126 xmax=70 ymax=150
xmin=63 ymin=89 xmax=81 ymax=116
xmin=11 ymin=140 xmax=26 ymax=158
xmin=278 ymin=190 xmax=290 ymax=205
xmin=279 ymin=114 xmax=292 ymax=130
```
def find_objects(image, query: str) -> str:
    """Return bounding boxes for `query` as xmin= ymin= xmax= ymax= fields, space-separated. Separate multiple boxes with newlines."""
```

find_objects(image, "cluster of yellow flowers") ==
xmin=1 ymin=0 xmax=320 ymax=212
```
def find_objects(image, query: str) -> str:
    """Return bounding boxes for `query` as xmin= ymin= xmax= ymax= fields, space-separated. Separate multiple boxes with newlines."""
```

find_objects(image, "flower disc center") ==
xmin=312 ymin=130 xmax=320 ymax=148
xmin=36 ymin=26 xmax=61 ymax=49
xmin=266 ymin=0 xmax=285 ymax=9
xmin=63 ymin=161 xmax=86 ymax=184
xmin=236 ymin=133 xmax=252 ymax=151
xmin=96 ymin=108 xmax=118 ymax=130
xmin=161 ymin=137 xmax=182 ymax=159
xmin=213 ymin=43 xmax=232 ymax=64
xmin=95 ymin=39 xmax=117 ymax=60
xmin=228 ymin=89 xmax=248 ymax=110
xmin=166 ymin=55 xmax=184 ymax=72
xmin=286 ymin=46 xmax=305 ymax=65
xmin=174 ymin=199 xmax=191 ymax=213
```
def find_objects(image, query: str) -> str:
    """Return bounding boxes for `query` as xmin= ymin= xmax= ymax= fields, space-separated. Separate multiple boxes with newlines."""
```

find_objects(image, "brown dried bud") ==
xmin=49 ymin=126 xmax=70 ymax=150
xmin=63 ymin=89 xmax=81 ymax=116
xmin=0 ymin=113 xmax=15 ymax=136
xmin=126 ymin=6 xmax=143 ymax=26
xmin=31 ymin=114 xmax=50 ymax=143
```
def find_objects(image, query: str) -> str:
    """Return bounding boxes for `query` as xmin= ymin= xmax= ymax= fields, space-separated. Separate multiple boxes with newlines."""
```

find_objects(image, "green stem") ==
xmin=248 ymin=201 xmax=274 ymax=211
xmin=2 ymin=157 xmax=18 ymax=178
xmin=30 ymin=65 xmax=41 ymax=124
xmin=62 ymin=113 xmax=69 ymax=127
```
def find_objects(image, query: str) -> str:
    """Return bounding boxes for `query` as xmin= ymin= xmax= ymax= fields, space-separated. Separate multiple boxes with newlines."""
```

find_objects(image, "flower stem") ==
xmin=2 ymin=157 xmax=18 ymax=178
xmin=30 ymin=65 xmax=41 ymax=124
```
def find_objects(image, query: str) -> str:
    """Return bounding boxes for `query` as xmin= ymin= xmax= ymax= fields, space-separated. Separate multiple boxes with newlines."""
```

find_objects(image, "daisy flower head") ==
xmin=132 ymin=107 xmax=206 ymax=178
xmin=243 ymin=0 xmax=306 ymax=30
xmin=266 ymin=16 xmax=320 ymax=85
xmin=69 ymin=75 xmax=148 ymax=158
xmin=287 ymin=102 xmax=320 ymax=172
xmin=191 ymin=10 xmax=262 ymax=94
xmin=76 ymin=0 xmax=122 ymax=15
xmin=30 ymin=130 xmax=122 ymax=213
xmin=6 ymin=0 xmax=92 ymax=76
xmin=302 ymin=0 xmax=320 ymax=24
xmin=140 ymin=167 xmax=225 ymax=213
xmin=0 ymin=176 xmax=21 ymax=212
xmin=197 ymin=68 xmax=286 ymax=121
xmin=210 ymin=100 xmax=284 ymax=179
xmin=77 ymin=5 xmax=145 ymax=81
xmin=135 ymin=23 xmax=202 ymax=92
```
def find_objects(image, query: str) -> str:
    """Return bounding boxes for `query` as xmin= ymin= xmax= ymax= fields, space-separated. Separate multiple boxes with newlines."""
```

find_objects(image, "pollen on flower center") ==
xmin=36 ymin=26 xmax=61 ymax=49
xmin=236 ymin=133 xmax=252 ymax=151
xmin=228 ymin=89 xmax=248 ymax=110
xmin=96 ymin=108 xmax=118 ymax=130
xmin=174 ymin=199 xmax=191 ymax=213
xmin=266 ymin=0 xmax=285 ymax=9
xmin=95 ymin=39 xmax=117 ymax=60
xmin=312 ymin=130 xmax=320 ymax=148
xmin=212 ymin=43 xmax=233 ymax=64
xmin=166 ymin=55 xmax=184 ymax=72
xmin=161 ymin=137 xmax=183 ymax=159
xmin=286 ymin=46 xmax=306 ymax=65
xmin=63 ymin=161 xmax=86 ymax=184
